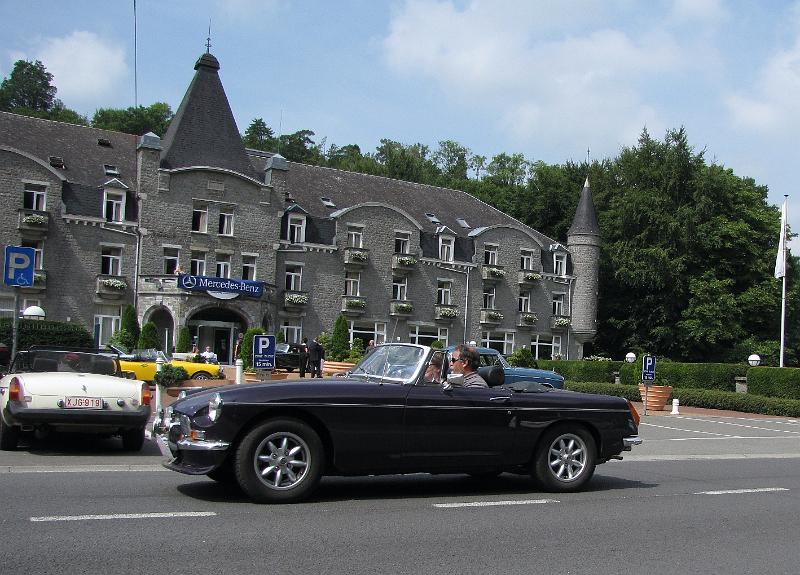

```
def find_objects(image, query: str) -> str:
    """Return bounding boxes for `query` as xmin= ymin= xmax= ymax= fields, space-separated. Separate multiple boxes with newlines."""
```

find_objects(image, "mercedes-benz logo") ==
xmin=181 ymin=275 xmax=197 ymax=289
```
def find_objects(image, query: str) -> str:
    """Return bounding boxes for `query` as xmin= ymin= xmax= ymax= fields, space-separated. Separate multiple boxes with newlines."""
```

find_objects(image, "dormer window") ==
xmin=426 ymin=213 xmax=441 ymax=224
xmin=103 ymin=191 xmax=125 ymax=222
xmin=321 ymin=197 xmax=336 ymax=208
xmin=104 ymin=164 xmax=120 ymax=176
xmin=484 ymin=244 xmax=499 ymax=265
xmin=554 ymin=253 xmax=567 ymax=276
xmin=347 ymin=225 xmax=363 ymax=248
xmin=49 ymin=156 xmax=65 ymax=169
xmin=287 ymin=215 xmax=306 ymax=244
xmin=439 ymin=235 xmax=454 ymax=262
xmin=456 ymin=218 xmax=470 ymax=229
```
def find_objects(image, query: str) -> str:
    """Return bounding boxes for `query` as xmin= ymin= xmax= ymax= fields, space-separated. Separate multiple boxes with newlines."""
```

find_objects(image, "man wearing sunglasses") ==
xmin=450 ymin=344 xmax=488 ymax=388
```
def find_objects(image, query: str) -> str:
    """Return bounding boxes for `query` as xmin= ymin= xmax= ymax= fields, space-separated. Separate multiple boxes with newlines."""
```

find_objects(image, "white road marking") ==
xmin=625 ymin=453 xmax=800 ymax=461
xmin=640 ymin=422 xmax=733 ymax=436
xmin=433 ymin=499 xmax=559 ymax=508
xmin=645 ymin=435 xmax=800 ymax=442
xmin=30 ymin=511 xmax=216 ymax=522
xmin=695 ymin=488 xmax=789 ymax=495
xmin=667 ymin=416 xmax=800 ymax=435
xmin=1 ymin=465 xmax=165 ymax=474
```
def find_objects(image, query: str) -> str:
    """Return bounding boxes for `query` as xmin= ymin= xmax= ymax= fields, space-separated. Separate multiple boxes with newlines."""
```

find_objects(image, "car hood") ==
xmin=14 ymin=372 xmax=143 ymax=397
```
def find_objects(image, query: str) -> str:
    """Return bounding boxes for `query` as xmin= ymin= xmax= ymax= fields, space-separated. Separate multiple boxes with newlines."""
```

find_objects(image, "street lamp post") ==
xmin=747 ymin=354 xmax=761 ymax=367
xmin=11 ymin=305 xmax=46 ymax=363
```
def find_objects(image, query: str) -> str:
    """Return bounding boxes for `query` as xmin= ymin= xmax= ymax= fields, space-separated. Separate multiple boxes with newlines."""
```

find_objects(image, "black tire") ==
xmin=207 ymin=463 xmax=238 ymax=485
xmin=0 ymin=417 xmax=20 ymax=451
xmin=533 ymin=425 xmax=596 ymax=492
xmin=192 ymin=371 xmax=211 ymax=380
xmin=121 ymin=427 xmax=146 ymax=451
xmin=234 ymin=418 xmax=323 ymax=503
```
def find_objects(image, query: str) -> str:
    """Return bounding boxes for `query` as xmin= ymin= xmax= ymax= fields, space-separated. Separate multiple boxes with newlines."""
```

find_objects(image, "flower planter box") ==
xmin=638 ymin=384 xmax=673 ymax=411
xmin=481 ymin=265 xmax=506 ymax=282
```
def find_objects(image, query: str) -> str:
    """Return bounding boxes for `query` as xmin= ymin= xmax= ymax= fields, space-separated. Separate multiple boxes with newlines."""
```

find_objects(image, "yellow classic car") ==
xmin=113 ymin=348 xmax=224 ymax=382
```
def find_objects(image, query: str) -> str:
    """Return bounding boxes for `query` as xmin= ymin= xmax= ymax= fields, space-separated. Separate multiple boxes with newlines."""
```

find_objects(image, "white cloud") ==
xmin=35 ymin=31 xmax=128 ymax=110
xmin=383 ymin=0 xmax=680 ymax=156
xmin=670 ymin=0 xmax=728 ymax=24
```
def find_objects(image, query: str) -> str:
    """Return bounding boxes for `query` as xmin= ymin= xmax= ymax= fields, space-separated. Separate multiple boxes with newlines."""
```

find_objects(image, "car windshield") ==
xmin=479 ymin=352 xmax=510 ymax=369
xmin=132 ymin=349 xmax=169 ymax=362
xmin=350 ymin=344 xmax=426 ymax=383
xmin=275 ymin=343 xmax=290 ymax=353
xmin=18 ymin=350 xmax=119 ymax=376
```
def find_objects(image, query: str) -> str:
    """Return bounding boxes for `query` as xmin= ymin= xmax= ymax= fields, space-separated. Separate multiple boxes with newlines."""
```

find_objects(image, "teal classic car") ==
xmin=445 ymin=346 xmax=565 ymax=388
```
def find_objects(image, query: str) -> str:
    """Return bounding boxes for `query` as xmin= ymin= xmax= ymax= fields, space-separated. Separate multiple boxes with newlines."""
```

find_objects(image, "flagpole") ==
xmin=780 ymin=195 xmax=788 ymax=368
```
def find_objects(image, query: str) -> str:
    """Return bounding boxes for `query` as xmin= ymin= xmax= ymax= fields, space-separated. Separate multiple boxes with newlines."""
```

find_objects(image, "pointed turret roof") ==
xmin=568 ymin=177 xmax=600 ymax=236
xmin=160 ymin=52 xmax=258 ymax=179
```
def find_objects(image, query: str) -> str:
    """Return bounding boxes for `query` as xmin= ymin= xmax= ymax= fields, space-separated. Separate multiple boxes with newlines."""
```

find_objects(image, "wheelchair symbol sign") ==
xmin=4 ymin=246 xmax=36 ymax=287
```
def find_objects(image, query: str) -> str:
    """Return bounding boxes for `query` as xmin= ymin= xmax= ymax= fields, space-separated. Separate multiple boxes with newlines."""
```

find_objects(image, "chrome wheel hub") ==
xmin=547 ymin=433 xmax=586 ymax=482
xmin=254 ymin=432 xmax=310 ymax=490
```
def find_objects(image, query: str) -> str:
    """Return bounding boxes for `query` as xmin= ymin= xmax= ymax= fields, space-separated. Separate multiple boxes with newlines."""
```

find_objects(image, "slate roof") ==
xmin=160 ymin=53 xmax=258 ymax=180
xmin=567 ymin=177 xmax=600 ymax=236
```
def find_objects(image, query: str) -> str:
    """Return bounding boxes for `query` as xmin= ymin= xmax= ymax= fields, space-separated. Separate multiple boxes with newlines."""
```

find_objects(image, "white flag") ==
xmin=775 ymin=199 xmax=787 ymax=279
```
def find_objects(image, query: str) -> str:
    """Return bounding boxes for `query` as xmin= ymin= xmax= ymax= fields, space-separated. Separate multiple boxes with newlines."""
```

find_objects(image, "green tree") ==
xmin=329 ymin=315 xmax=350 ymax=361
xmin=175 ymin=327 xmax=191 ymax=353
xmin=91 ymin=102 xmax=173 ymax=136
xmin=241 ymin=327 xmax=265 ymax=370
xmin=0 ymin=60 xmax=56 ymax=112
xmin=120 ymin=305 xmax=140 ymax=348
xmin=137 ymin=322 xmax=161 ymax=350
xmin=242 ymin=117 xmax=278 ymax=151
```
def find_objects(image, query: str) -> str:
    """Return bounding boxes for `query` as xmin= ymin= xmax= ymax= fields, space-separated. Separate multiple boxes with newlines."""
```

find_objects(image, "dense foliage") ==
xmin=137 ymin=322 xmax=161 ymax=350
xmin=329 ymin=315 xmax=350 ymax=362
xmin=152 ymin=364 xmax=189 ymax=387
xmin=241 ymin=327 xmax=265 ymax=370
xmin=0 ymin=60 xmax=87 ymax=124
xmin=618 ymin=361 xmax=747 ymax=391
xmin=174 ymin=327 xmax=191 ymax=354
xmin=120 ymin=305 xmax=140 ymax=348
xmin=746 ymin=366 xmax=800 ymax=400
xmin=0 ymin=319 xmax=92 ymax=354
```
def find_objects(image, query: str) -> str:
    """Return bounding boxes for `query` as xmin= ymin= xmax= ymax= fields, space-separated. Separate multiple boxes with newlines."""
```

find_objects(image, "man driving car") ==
xmin=450 ymin=344 xmax=488 ymax=388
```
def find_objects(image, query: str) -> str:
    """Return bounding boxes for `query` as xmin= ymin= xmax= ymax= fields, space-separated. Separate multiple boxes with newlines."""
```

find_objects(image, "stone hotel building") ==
xmin=0 ymin=52 xmax=600 ymax=364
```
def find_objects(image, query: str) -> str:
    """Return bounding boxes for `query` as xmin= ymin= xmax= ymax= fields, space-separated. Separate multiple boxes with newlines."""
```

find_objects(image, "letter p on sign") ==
xmin=4 ymin=246 xmax=36 ymax=287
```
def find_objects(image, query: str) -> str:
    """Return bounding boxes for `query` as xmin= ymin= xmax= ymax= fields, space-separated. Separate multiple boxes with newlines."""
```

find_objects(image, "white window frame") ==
xmin=552 ymin=335 xmax=562 ymax=358
xmin=408 ymin=324 xmax=441 ymax=346
xmin=437 ymin=327 xmax=449 ymax=347
xmin=437 ymin=281 xmax=452 ymax=305
xmin=281 ymin=319 xmax=303 ymax=343
xmin=484 ymin=244 xmax=499 ymax=265
xmin=94 ymin=314 xmax=121 ymax=346
xmin=439 ymin=236 xmax=454 ymax=262
xmin=216 ymin=253 xmax=231 ymax=278
xmin=480 ymin=331 xmax=515 ymax=355
xmin=483 ymin=286 xmax=496 ymax=309
xmin=392 ymin=276 xmax=408 ymax=301
xmin=552 ymin=293 xmax=566 ymax=316
xmin=347 ymin=226 xmax=363 ymax=248
xmin=100 ymin=246 xmax=121 ymax=276
xmin=285 ymin=265 xmax=303 ymax=291
xmin=219 ymin=211 xmax=234 ymax=236
xmin=22 ymin=240 xmax=44 ymax=270
xmin=395 ymin=231 xmax=410 ymax=254
xmin=519 ymin=290 xmax=531 ymax=312
xmin=23 ymin=183 xmax=47 ymax=210
xmin=554 ymin=253 xmax=567 ymax=276
xmin=163 ymin=248 xmax=180 ymax=275
xmin=520 ymin=249 xmax=534 ymax=271
xmin=192 ymin=206 xmax=208 ymax=233
xmin=345 ymin=271 xmax=361 ymax=296
xmin=103 ymin=191 xmax=125 ymax=223
xmin=288 ymin=215 xmax=306 ymax=244
xmin=242 ymin=255 xmax=257 ymax=280
xmin=190 ymin=251 xmax=206 ymax=276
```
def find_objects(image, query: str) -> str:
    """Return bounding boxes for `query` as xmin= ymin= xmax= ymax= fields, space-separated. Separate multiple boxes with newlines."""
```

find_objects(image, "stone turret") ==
xmin=567 ymin=177 xmax=601 ymax=357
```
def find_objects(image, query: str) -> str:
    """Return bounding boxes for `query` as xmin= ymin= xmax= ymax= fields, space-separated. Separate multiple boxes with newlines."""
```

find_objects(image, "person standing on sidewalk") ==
xmin=308 ymin=337 xmax=324 ymax=378
xmin=298 ymin=337 xmax=309 ymax=378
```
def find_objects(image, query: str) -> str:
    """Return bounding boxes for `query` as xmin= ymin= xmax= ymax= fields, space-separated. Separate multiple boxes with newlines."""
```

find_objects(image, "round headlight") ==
xmin=208 ymin=393 xmax=223 ymax=422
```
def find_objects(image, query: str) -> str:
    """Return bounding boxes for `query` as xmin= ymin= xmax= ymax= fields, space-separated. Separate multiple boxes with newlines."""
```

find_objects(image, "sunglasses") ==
xmin=452 ymin=357 xmax=466 ymax=363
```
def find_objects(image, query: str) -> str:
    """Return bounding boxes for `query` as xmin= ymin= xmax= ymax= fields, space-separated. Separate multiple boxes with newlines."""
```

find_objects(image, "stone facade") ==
xmin=0 ymin=52 xmax=600 ymax=362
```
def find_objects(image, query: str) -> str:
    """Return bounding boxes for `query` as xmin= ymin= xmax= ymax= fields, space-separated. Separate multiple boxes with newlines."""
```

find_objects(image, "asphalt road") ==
xmin=1 ymin=412 xmax=798 ymax=575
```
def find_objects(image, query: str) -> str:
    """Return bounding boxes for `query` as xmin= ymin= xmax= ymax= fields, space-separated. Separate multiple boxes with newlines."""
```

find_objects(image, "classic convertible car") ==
xmin=154 ymin=343 xmax=641 ymax=503
xmin=0 ymin=347 xmax=151 ymax=451
xmin=109 ymin=346 xmax=225 ymax=382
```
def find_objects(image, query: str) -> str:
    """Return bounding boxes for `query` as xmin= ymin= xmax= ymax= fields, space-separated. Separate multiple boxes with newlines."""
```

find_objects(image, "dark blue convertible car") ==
xmin=155 ymin=343 xmax=641 ymax=503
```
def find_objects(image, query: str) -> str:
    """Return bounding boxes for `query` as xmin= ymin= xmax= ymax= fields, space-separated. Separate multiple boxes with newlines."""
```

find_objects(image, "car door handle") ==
xmin=489 ymin=396 xmax=510 ymax=402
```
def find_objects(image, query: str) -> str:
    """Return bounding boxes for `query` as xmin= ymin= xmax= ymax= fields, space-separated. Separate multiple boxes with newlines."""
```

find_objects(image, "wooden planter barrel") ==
xmin=638 ymin=384 xmax=673 ymax=411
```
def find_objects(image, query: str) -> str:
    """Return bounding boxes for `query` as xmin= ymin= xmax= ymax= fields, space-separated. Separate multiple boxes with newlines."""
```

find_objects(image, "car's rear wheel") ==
xmin=0 ymin=418 xmax=20 ymax=451
xmin=192 ymin=371 xmax=211 ymax=380
xmin=533 ymin=426 xmax=596 ymax=492
xmin=234 ymin=418 xmax=323 ymax=503
xmin=121 ymin=427 xmax=145 ymax=451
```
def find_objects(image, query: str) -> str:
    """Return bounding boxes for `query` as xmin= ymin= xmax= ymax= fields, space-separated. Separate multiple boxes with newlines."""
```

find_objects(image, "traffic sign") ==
xmin=4 ymin=245 xmax=36 ymax=287
xmin=642 ymin=354 xmax=656 ymax=384
xmin=252 ymin=335 xmax=276 ymax=370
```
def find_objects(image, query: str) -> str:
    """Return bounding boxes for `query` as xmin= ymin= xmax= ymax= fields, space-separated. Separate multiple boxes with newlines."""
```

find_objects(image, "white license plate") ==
xmin=65 ymin=396 xmax=102 ymax=409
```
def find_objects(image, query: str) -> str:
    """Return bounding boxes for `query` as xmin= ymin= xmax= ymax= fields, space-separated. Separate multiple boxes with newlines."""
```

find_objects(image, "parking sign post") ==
xmin=252 ymin=335 xmax=276 ymax=375
xmin=4 ymin=246 xmax=37 ymax=362
xmin=641 ymin=354 xmax=657 ymax=416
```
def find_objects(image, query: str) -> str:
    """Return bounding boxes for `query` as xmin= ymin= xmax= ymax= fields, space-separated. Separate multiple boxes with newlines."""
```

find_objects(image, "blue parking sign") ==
xmin=642 ymin=354 xmax=656 ymax=383
xmin=4 ymin=245 xmax=36 ymax=287
xmin=253 ymin=335 xmax=276 ymax=369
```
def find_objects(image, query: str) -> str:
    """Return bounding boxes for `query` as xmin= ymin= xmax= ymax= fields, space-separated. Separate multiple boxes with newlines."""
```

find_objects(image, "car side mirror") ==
xmin=443 ymin=372 xmax=464 ymax=391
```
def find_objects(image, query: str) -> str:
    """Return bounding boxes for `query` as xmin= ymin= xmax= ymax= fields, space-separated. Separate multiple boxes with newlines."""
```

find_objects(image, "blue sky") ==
xmin=2 ymin=0 xmax=799 ymax=247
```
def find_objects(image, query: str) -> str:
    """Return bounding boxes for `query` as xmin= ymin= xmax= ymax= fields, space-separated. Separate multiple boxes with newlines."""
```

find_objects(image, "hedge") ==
xmin=0 ymin=318 xmax=93 ymax=357
xmin=539 ymin=360 xmax=623 ymax=383
xmin=745 ymin=366 xmax=800 ymax=400
xmin=618 ymin=361 xmax=746 ymax=391
xmin=563 ymin=381 xmax=800 ymax=418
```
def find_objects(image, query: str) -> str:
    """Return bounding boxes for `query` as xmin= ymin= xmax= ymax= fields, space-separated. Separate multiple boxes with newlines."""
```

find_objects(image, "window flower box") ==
xmin=341 ymin=296 xmax=367 ymax=314
xmin=96 ymin=275 xmax=128 ymax=299
xmin=284 ymin=291 xmax=309 ymax=308
xmin=101 ymin=278 xmax=128 ymax=290
xmin=519 ymin=271 xmax=542 ymax=285
xmin=18 ymin=210 xmax=50 ymax=237
xmin=22 ymin=214 xmax=47 ymax=226
xmin=344 ymin=247 xmax=369 ymax=266
xmin=435 ymin=305 xmax=459 ymax=321
xmin=551 ymin=316 xmax=571 ymax=329
xmin=480 ymin=309 xmax=503 ymax=324
xmin=481 ymin=265 xmax=506 ymax=282
xmin=519 ymin=312 xmax=538 ymax=326
xmin=390 ymin=301 xmax=414 ymax=315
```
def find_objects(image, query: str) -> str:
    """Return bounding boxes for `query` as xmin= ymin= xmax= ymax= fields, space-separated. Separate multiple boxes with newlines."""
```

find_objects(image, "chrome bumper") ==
xmin=623 ymin=435 xmax=643 ymax=450
xmin=153 ymin=408 xmax=230 ymax=459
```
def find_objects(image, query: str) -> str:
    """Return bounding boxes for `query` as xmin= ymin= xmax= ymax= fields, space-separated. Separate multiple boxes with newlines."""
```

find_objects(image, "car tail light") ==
xmin=141 ymin=382 xmax=152 ymax=406
xmin=626 ymin=399 xmax=640 ymax=426
xmin=8 ymin=377 xmax=21 ymax=402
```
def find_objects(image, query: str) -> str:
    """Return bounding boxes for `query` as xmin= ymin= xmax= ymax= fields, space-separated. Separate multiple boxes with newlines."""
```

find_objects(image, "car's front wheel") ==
xmin=192 ymin=371 xmax=211 ymax=380
xmin=0 ymin=418 xmax=19 ymax=451
xmin=121 ymin=427 xmax=145 ymax=451
xmin=533 ymin=426 xmax=596 ymax=492
xmin=234 ymin=418 xmax=323 ymax=503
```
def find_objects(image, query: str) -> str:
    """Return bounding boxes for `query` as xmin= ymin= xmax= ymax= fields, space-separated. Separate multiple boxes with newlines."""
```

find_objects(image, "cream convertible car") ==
xmin=0 ymin=347 xmax=152 ymax=451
